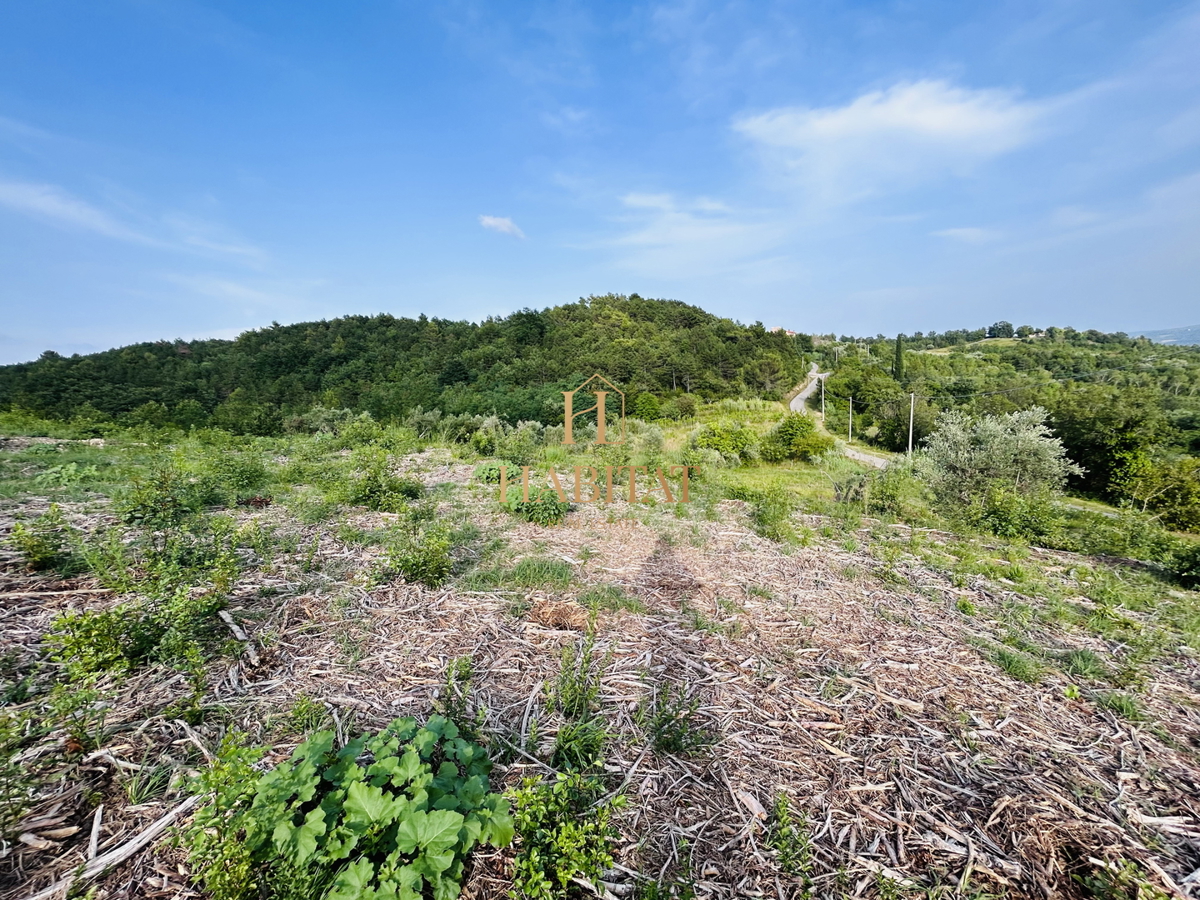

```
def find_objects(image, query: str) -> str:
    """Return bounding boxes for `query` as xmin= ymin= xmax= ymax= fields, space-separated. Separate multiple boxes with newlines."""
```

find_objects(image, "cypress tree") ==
xmin=893 ymin=333 xmax=905 ymax=382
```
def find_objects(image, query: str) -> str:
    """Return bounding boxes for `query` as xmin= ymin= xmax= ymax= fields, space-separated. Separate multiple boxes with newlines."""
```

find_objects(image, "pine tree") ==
xmin=893 ymin=334 xmax=905 ymax=382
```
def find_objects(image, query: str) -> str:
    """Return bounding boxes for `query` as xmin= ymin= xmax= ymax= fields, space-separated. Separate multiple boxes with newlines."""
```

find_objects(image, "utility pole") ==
xmin=907 ymin=392 xmax=915 ymax=455
xmin=848 ymin=397 xmax=853 ymax=442
xmin=820 ymin=377 xmax=825 ymax=421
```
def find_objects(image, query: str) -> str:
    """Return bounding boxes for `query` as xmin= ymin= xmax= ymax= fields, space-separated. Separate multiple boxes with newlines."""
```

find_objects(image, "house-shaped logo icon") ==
xmin=561 ymin=374 xmax=625 ymax=445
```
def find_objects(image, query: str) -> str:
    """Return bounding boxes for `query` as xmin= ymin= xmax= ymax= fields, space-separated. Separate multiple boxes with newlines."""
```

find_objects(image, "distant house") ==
xmin=769 ymin=327 xmax=798 ymax=337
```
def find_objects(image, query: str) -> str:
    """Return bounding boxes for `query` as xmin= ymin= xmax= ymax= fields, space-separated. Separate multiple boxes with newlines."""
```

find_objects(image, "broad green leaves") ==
xmin=185 ymin=716 xmax=513 ymax=900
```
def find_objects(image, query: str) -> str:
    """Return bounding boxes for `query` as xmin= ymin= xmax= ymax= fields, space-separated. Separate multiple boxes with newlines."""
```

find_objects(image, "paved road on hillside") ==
xmin=789 ymin=364 xmax=891 ymax=470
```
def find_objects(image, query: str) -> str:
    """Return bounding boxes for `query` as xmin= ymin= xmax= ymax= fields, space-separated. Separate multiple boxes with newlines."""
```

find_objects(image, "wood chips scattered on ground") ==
xmin=2 ymin=479 xmax=1200 ymax=899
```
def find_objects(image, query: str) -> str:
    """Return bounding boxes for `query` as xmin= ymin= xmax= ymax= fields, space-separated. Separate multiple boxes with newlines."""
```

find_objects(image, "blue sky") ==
xmin=1 ymin=1 xmax=1199 ymax=364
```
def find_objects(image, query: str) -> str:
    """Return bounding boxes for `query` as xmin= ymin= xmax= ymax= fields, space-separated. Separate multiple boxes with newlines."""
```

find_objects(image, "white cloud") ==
xmin=934 ymin=227 xmax=1001 ymax=244
xmin=621 ymin=193 xmax=675 ymax=210
xmin=478 ymin=214 xmax=526 ymax=238
xmin=0 ymin=180 xmax=157 ymax=244
xmin=734 ymin=80 xmax=1045 ymax=202
xmin=605 ymin=192 xmax=790 ymax=280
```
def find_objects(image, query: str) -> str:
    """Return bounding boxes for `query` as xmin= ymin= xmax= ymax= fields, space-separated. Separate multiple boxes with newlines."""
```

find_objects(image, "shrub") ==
xmin=556 ymin=635 xmax=602 ymax=720
xmin=184 ymin=716 xmax=513 ymax=900
xmin=504 ymin=487 xmax=572 ymax=527
xmin=758 ymin=413 xmax=833 ymax=462
xmin=1170 ymin=541 xmax=1200 ymax=589
xmin=1122 ymin=457 xmax=1200 ymax=532
xmin=386 ymin=529 xmax=453 ymax=588
xmin=865 ymin=461 xmax=929 ymax=521
xmin=692 ymin=422 xmax=756 ymax=458
xmin=509 ymin=772 xmax=622 ymax=900
xmin=473 ymin=460 xmax=515 ymax=484
xmin=1054 ymin=507 xmax=1178 ymax=563
xmin=6 ymin=504 xmax=76 ymax=571
xmin=766 ymin=794 xmax=813 ymax=881
xmin=494 ymin=422 xmax=544 ymax=467
xmin=917 ymin=408 xmax=1082 ymax=510
xmin=638 ymin=682 xmax=713 ymax=756
xmin=551 ymin=719 xmax=608 ymax=771
xmin=338 ymin=450 xmax=423 ymax=512
xmin=198 ymin=452 xmax=270 ymax=504
xmin=116 ymin=464 xmax=199 ymax=531
xmin=1 ymin=708 xmax=45 ymax=843
xmin=48 ymin=587 xmax=226 ymax=679
xmin=725 ymin=486 xmax=797 ymax=543
xmin=974 ymin=488 xmax=1064 ymax=541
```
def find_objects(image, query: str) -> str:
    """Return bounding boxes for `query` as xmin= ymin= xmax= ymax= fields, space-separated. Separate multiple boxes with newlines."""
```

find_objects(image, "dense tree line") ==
xmin=0 ymin=294 xmax=808 ymax=432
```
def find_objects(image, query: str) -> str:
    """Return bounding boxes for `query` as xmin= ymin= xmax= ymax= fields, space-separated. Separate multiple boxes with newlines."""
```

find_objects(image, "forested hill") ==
xmin=0 ymin=294 xmax=809 ymax=431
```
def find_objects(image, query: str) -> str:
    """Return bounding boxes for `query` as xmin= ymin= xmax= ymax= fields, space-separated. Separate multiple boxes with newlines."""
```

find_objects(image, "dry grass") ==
xmin=2 ymin=462 xmax=1200 ymax=900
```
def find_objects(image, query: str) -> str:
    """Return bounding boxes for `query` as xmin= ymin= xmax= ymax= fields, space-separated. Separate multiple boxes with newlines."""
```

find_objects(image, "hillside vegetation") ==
xmin=0 ymin=294 xmax=808 ymax=430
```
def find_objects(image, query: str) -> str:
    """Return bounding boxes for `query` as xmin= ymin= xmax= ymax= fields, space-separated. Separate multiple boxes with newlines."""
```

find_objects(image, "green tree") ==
xmin=988 ymin=321 xmax=1015 ymax=338
xmin=917 ymin=407 xmax=1082 ymax=507
xmin=1049 ymin=385 xmax=1168 ymax=499
xmin=892 ymin=334 xmax=905 ymax=382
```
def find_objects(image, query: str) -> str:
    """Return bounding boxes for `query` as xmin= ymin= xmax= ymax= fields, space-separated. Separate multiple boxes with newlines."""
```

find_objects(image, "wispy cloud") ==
xmin=163 ymin=214 xmax=268 ymax=265
xmin=934 ymin=227 xmax=1001 ymax=244
xmin=0 ymin=178 xmax=269 ymax=265
xmin=606 ymin=193 xmax=789 ymax=280
xmin=0 ymin=115 xmax=55 ymax=142
xmin=478 ymin=214 xmax=526 ymax=238
xmin=735 ymin=80 xmax=1046 ymax=202
xmin=0 ymin=180 xmax=158 ymax=244
xmin=541 ymin=105 xmax=596 ymax=136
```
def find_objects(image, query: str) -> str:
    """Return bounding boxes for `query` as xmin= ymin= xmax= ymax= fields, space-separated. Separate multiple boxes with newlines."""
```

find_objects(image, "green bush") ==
xmin=865 ymin=462 xmax=929 ymax=521
xmin=556 ymin=636 xmax=602 ymax=720
xmin=758 ymin=414 xmax=833 ymax=462
xmin=197 ymin=452 xmax=270 ymax=504
xmin=184 ymin=716 xmax=513 ymax=900
xmin=638 ymin=682 xmax=713 ymax=756
xmin=504 ymin=487 xmax=571 ymax=527
xmin=48 ymin=586 xmax=226 ymax=679
xmin=387 ymin=530 xmax=453 ymax=588
xmin=338 ymin=450 xmax=424 ymax=512
xmin=116 ymin=464 xmax=200 ymax=531
xmin=974 ymin=489 xmax=1064 ymax=541
xmin=550 ymin=719 xmax=608 ymax=772
xmin=1171 ymin=541 xmax=1200 ymax=589
xmin=917 ymin=408 xmax=1081 ymax=512
xmin=6 ymin=504 xmax=76 ymax=571
xmin=692 ymin=422 xmax=756 ymax=459
xmin=473 ymin=460 xmax=514 ymax=484
xmin=725 ymin=486 xmax=797 ymax=543
xmin=1052 ymin=507 xmax=1179 ymax=563
xmin=509 ymin=772 xmax=622 ymax=900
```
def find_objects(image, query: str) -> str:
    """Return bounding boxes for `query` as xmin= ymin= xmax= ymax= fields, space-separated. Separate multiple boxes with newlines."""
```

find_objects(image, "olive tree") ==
xmin=917 ymin=407 xmax=1082 ymax=507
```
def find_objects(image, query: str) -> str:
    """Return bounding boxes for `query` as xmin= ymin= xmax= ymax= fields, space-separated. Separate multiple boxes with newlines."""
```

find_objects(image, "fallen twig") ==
xmin=21 ymin=795 xmax=199 ymax=900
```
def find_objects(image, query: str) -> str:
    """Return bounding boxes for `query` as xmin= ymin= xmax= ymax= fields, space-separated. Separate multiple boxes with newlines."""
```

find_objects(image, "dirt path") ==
xmin=789 ymin=365 xmax=892 ymax=469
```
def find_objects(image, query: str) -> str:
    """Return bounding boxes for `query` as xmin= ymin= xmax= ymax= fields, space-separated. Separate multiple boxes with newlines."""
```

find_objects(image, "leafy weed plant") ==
xmin=767 ymin=794 xmax=813 ymax=885
xmin=638 ymin=682 xmax=714 ymax=756
xmin=185 ymin=715 xmax=513 ymax=900
xmin=509 ymin=772 xmax=622 ymax=900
